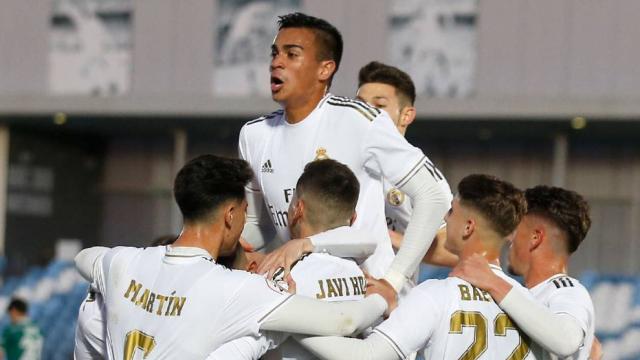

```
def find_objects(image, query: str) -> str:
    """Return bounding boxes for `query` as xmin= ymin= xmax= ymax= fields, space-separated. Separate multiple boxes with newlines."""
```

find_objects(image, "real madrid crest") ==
xmin=315 ymin=147 xmax=329 ymax=160
xmin=387 ymin=188 xmax=405 ymax=207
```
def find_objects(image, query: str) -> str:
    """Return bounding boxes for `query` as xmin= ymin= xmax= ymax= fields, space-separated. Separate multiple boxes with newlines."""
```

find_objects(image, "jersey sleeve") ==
xmin=361 ymin=110 xmax=430 ymax=186
xmin=374 ymin=280 xmax=445 ymax=358
xmin=219 ymin=272 xmax=292 ymax=342
xmin=308 ymin=226 xmax=377 ymax=260
xmin=545 ymin=285 xmax=594 ymax=334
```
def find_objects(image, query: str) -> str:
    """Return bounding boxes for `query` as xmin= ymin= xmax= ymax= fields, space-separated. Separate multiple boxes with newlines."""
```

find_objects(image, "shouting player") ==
xmin=239 ymin=12 xmax=451 ymax=294
xmin=300 ymin=174 xmax=535 ymax=360
xmin=452 ymin=185 xmax=596 ymax=359
xmin=356 ymin=61 xmax=456 ymax=267
xmin=74 ymin=155 xmax=394 ymax=359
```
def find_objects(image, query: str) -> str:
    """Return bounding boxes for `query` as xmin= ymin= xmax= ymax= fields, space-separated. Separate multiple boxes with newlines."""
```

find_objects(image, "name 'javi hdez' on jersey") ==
xmin=239 ymin=94 xmax=449 ymax=278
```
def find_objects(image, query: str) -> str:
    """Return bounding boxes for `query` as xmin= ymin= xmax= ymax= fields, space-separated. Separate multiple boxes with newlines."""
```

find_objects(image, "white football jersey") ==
xmin=208 ymin=253 xmax=365 ymax=360
xmin=375 ymin=265 xmax=537 ymax=360
xmin=383 ymin=178 xmax=412 ymax=235
xmin=528 ymin=274 xmax=595 ymax=360
xmin=239 ymin=94 xmax=446 ymax=278
xmin=91 ymin=245 xmax=290 ymax=359
xmin=74 ymin=290 xmax=107 ymax=359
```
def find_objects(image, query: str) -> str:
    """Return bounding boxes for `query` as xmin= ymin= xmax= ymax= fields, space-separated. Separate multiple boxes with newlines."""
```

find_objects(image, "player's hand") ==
xmin=256 ymin=238 xmax=313 ymax=278
xmin=365 ymin=274 xmax=398 ymax=316
xmin=450 ymin=253 xmax=499 ymax=291
xmin=589 ymin=337 xmax=603 ymax=360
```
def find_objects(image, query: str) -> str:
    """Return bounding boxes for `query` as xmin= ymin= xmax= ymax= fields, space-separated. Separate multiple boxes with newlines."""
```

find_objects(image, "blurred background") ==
xmin=0 ymin=0 xmax=638 ymax=358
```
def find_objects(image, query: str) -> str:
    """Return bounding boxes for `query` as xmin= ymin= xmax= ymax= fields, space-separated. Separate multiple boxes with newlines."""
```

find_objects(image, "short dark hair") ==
xmin=458 ymin=174 xmax=526 ymax=237
xmin=525 ymin=186 xmax=591 ymax=253
xmin=174 ymin=155 xmax=253 ymax=223
xmin=8 ymin=298 xmax=28 ymax=314
xmin=358 ymin=61 xmax=416 ymax=106
xmin=296 ymin=159 xmax=359 ymax=230
xmin=278 ymin=12 xmax=343 ymax=81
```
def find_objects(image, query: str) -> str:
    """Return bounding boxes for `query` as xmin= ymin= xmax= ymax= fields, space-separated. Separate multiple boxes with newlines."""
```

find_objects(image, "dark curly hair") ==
xmin=458 ymin=174 xmax=526 ymax=237
xmin=525 ymin=186 xmax=591 ymax=253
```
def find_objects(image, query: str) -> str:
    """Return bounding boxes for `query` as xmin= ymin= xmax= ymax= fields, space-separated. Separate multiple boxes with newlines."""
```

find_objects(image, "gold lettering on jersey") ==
xmin=315 ymin=276 xmax=366 ymax=299
xmin=314 ymin=148 xmax=329 ymax=160
xmin=125 ymin=279 xmax=143 ymax=302
xmin=387 ymin=188 xmax=405 ymax=207
xmin=123 ymin=279 xmax=187 ymax=317
xmin=459 ymin=284 xmax=494 ymax=303
xmin=459 ymin=284 xmax=471 ymax=301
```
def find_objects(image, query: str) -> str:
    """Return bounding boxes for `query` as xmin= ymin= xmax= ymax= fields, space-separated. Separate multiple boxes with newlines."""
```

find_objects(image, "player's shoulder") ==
xmin=293 ymin=253 xmax=362 ymax=275
xmin=324 ymin=95 xmax=382 ymax=122
xmin=243 ymin=109 xmax=284 ymax=128
xmin=535 ymin=274 xmax=592 ymax=302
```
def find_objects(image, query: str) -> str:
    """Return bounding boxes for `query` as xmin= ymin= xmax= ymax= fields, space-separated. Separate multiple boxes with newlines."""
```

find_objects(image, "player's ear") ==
xmin=399 ymin=106 xmax=416 ymax=128
xmin=290 ymin=198 xmax=304 ymax=227
xmin=224 ymin=202 xmax=236 ymax=229
xmin=530 ymin=228 xmax=543 ymax=251
xmin=463 ymin=219 xmax=475 ymax=238
xmin=318 ymin=60 xmax=336 ymax=82
xmin=349 ymin=211 xmax=357 ymax=226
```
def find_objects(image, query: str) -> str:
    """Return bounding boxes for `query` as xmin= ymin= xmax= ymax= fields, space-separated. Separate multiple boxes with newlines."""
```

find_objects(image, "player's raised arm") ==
xmin=299 ymin=333 xmax=400 ymax=360
xmin=362 ymin=111 xmax=451 ymax=291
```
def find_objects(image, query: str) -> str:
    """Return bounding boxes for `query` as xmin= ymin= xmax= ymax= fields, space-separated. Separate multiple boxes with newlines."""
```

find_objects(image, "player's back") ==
xmin=424 ymin=269 xmax=536 ymax=360
xmin=376 ymin=266 xmax=536 ymax=360
xmin=98 ymin=246 xmax=288 ymax=359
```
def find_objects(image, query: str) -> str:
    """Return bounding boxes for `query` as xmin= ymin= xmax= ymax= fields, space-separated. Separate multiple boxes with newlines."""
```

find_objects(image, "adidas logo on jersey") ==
xmin=261 ymin=160 xmax=274 ymax=173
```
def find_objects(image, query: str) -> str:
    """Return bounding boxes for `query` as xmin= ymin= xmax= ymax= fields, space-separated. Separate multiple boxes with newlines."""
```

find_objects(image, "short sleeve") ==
xmin=362 ymin=111 xmax=437 ymax=187
xmin=219 ymin=272 xmax=292 ymax=342
xmin=374 ymin=280 xmax=445 ymax=358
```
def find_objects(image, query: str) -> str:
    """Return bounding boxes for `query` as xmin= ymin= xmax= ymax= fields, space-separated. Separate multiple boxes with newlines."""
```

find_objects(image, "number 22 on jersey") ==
xmin=449 ymin=311 xmax=530 ymax=360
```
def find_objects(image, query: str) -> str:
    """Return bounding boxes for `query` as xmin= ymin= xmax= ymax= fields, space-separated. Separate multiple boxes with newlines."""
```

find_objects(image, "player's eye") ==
xmin=287 ymin=51 xmax=299 ymax=59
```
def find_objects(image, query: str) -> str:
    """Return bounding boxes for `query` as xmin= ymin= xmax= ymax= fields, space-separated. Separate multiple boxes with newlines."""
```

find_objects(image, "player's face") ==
xmin=508 ymin=216 xmax=532 ymax=276
xmin=357 ymin=82 xmax=403 ymax=127
xmin=270 ymin=27 xmax=326 ymax=106
xmin=444 ymin=197 xmax=465 ymax=255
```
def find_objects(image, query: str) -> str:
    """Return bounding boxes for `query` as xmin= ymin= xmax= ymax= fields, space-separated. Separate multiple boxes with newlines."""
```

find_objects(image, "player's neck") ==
xmin=283 ymin=90 xmax=326 ymax=124
xmin=525 ymin=256 xmax=569 ymax=288
xmin=459 ymin=236 xmax=501 ymax=266
xmin=173 ymin=224 xmax=223 ymax=260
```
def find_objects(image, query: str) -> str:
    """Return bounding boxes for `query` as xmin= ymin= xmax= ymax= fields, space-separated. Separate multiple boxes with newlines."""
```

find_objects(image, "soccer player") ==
xmin=74 ymin=155 xmax=394 ymax=359
xmin=211 ymin=159 xmax=369 ymax=360
xmin=451 ymin=185 xmax=596 ymax=359
xmin=239 ymin=12 xmax=451 ymax=295
xmin=1 ymin=298 xmax=42 ymax=360
xmin=74 ymin=235 xmax=176 ymax=359
xmin=356 ymin=61 xmax=456 ymax=267
xmin=299 ymin=174 xmax=535 ymax=360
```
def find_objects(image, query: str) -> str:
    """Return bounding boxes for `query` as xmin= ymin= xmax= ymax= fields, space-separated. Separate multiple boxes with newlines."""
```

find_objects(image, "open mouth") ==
xmin=270 ymin=76 xmax=284 ymax=93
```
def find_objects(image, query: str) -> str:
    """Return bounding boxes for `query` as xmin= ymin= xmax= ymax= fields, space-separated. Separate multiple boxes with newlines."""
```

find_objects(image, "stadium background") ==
xmin=0 ymin=0 xmax=638 ymax=358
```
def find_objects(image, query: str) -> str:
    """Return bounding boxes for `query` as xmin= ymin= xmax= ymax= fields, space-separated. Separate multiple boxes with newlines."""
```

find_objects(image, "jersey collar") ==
xmin=164 ymin=246 xmax=214 ymax=263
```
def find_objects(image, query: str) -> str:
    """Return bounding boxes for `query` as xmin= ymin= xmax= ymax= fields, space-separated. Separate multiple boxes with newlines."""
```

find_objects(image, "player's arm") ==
xmin=391 ymin=227 xmax=458 ymax=267
xmin=452 ymin=254 xmax=586 ymax=357
xmin=205 ymin=336 xmax=273 ymax=360
xmin=386 ymin=164 xmax=451 ymax=290
xmin=238 ymin=124 xmax=275 ymax=251
xmin=298 ymin=333 xmax=400 ymax=360
xmin=74 ymin=247 xmax=109 ymax=285
xmin=259 ymin=294 xmax=388 ymax=337
xmin=365 ymin=111 xmax=452 ymax=291
xmin=256 ymin=228 xmax=377 ymax=275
